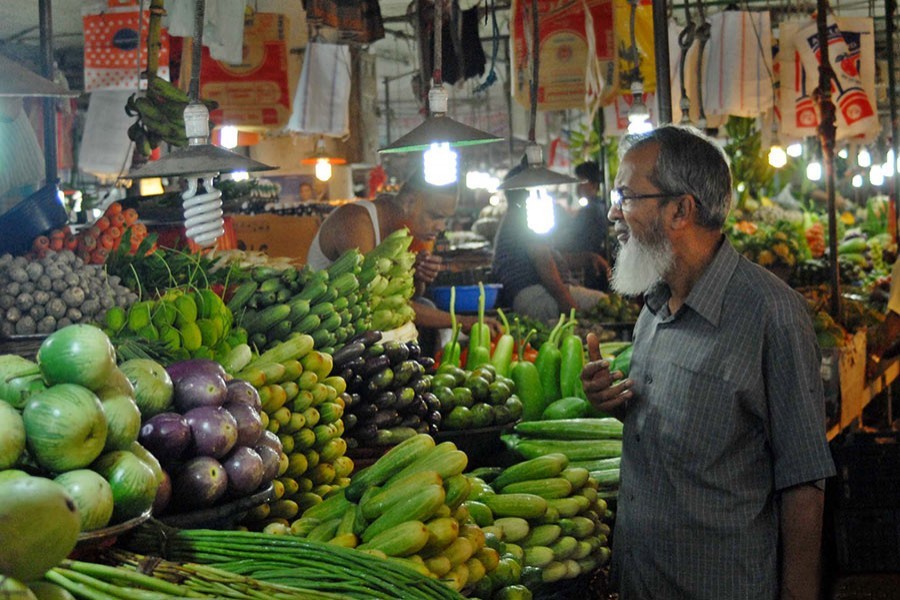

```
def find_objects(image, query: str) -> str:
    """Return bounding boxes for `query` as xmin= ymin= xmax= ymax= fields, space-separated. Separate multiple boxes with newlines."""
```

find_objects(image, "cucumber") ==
xmin=358 ymin=520 xmax=429 ymax=557
xmin=521 ymin=524 xmax=561 ymax=548
xmin=500 ymin=477 xmax=573 ymax=499
xmin=344 ymin=434 xmax=436 ymax=502
xmin=515 ymin=439 xmax=623 ymax=461
xmin=362 ymin=484 xmax=446 ymax=542
xmin=492 ymin=453 xmax=568 ymax=491
xmin=361 ymin=470 xmax=442 ymax=520
xmin=515 ymin=417 xmax=624 ymax=439
xmin=483 ymin=493 xmax=547 ymax=519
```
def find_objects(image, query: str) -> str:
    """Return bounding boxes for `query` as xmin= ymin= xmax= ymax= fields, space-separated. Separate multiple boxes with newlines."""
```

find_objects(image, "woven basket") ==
xmin=0 ymin=334 xmax=46 ymax=360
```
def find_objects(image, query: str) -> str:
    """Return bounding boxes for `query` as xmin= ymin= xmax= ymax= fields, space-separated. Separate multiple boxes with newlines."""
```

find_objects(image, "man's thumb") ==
xmin=586 ymin=332 xmax=602 ymax=361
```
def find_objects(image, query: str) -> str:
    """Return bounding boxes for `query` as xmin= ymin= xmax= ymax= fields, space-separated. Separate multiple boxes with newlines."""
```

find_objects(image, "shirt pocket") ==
xmin=656 ymin=353 xmax=738 ymax=468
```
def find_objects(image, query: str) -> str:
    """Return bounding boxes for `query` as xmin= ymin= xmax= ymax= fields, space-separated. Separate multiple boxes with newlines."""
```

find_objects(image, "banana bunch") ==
xmin=125 ymin=76 xmax=218 ymax=157
xmin=359 ymin=228 xmax=417 ymax=332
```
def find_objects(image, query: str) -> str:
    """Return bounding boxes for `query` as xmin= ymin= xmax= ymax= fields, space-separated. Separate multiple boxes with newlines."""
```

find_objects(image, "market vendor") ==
xmin=580 ymin=125 xmax=835 ymax=599
xmin=306 ymin=169 xmax=502 ymax=348
xmin=554 ymin=160 xmax=612 ymax=291
xmin=491 ymin=164 xmax=607 ymax=322
xmin=867 ymin=257 xmax=900 ymax=373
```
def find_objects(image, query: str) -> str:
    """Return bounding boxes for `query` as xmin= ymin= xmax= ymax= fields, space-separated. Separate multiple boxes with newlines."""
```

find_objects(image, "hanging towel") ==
xmin=303 ymin=0 xmax=385 ymax=44
xmin=793 ymin=16 xmax=878 ymax=140
xmin=701 ymin=11 xmax=774 ymax=118
xmin=287 ymin=41 xmax=352 ymax=137
xmin=166 ymin=0 xmax=246 ymax=65
xmin=79 ymin=90 xmax=136 ymax=178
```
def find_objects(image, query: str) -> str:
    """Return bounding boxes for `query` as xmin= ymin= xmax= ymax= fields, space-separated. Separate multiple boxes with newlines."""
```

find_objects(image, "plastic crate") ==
xmin=833 ymin=431 xmax=900 ymax=509
xmin=834 ymin=508 xmax=900 ymax=573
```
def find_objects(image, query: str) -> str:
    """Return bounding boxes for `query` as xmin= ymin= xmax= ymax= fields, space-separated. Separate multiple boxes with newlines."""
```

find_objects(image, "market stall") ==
xmin=1 ymin=0 xmax=899 ymax=597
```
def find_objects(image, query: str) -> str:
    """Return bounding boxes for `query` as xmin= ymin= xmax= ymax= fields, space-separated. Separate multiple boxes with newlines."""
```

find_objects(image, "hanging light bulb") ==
xmin=806 ymin=161 xmax=822 ymax=181
xmin=838 ymin=147 xmax=848 ymax=159
xmin=220 ymin=125 xmax=238 ymax=149
xmin=526 ymin=187 xmax=555 ymax=234
xmin=786 ymin=143 xmax=803 ymax=157
xmin=851 ymin=173 xmax=864 ymax=188
xmin=857 ymin=147 xmax=872 ymax=168
xmin=423 ymin=141 xmax=459 ymax=186
xmin=301 ymin=137 xmax=346 ymax=183
xmin=627 ymin=82 xmax=652 ymax=134
xmin=315 ymin=158 xmax=333 ymax=182
xmin=870 ymin=164 xmax=885 ymax=186
xmin=768 ymin=145 xmax=787 ymax=168
xmin=578 ymin=196 xmax=590 ymax=207
xmin=883 ymin=149 xmax=896 ymax=177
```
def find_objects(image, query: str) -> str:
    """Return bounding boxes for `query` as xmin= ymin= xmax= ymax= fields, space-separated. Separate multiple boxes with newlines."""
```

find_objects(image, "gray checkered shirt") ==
xmin=613 ymin=239 xmax=836 ymax=599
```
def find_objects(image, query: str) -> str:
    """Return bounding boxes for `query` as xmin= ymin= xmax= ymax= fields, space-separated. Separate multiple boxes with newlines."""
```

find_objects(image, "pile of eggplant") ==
xmin=332 ymin=331 xmax=440 ymax=447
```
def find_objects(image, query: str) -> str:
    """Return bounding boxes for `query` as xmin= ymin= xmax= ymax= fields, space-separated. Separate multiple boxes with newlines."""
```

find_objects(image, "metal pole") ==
xmin=652 ymin=0 xmax=673 ymax=124
xmin=887 ymin=0 xmax=898 ymax=241
xmin=38 ymin=0 xmax=57 ymax=186
xmin=815 ymin=0 xmax=840 ymax=319
xmin=384 ymin=77 xmax=392 ymax=144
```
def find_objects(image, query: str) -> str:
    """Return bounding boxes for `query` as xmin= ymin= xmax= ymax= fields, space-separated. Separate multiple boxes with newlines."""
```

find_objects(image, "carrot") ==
xmin=49 ymin=229 xmax=66 ymax=241
xmin=49 ymin=237 xmax=64 ymax=251
xmin=78 ymin=236 xmax=97 ymax=251
xmin=105 ymin=202 xmax=123 ymax=216
xmin=99 ymin=234 xmax=115 ymax=250
xmin=131 ymin=222 xmax=148 ymax=237
xmin=107 ymin=226 xmax=122 ymax=239
xmin=90 ymin=248 xmax=108 ymax=264
xmin=110 ymin=212 xmax=126 ymax=228
xmin=88 ymin=226 xmax=103 ymax=239
xmin=123 ymin=208 xmax=139 ymax=226
xmin=64 ymin=235 xmax=79 ymax=251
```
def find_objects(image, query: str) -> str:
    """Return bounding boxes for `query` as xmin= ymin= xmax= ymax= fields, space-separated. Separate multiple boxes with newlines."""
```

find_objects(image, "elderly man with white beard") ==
xmin=580 ymin=126 xmax=835 ymax=600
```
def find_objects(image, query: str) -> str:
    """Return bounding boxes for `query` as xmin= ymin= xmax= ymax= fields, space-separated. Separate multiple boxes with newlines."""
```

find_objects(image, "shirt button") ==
xmin=645 ymin=375 xmax=653 ymax=384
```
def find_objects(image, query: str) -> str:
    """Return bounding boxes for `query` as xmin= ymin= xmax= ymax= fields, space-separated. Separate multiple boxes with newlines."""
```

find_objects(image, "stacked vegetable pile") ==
xmin=107 ymin=287 xmax=240 ymax=363
xmin=357 ymin=229 xmax=417 ymax=332
xmin=433 ymin=363 xmax=523 ymax=431
xmin=229 ymin=256 xmax=363 ymax=355
xmin=504 ymin=418 xmax=623 ymax=502
xmin=223 ymin=335 xmax=354 ymax=529
xmin=126 ymin=521 xmax=466 ymax=600
xmin=122 ymin=354 xmax=281 ymax=515
xmin=32 ymin=202 xmax=151 ymax=265
xmin=334 ymin=331 xmax=442 ymax=447
xmin=0 ymin=325 xmax=161 ymax=533
xmin=465 ymin=452 xmax=614 ymax=591
xmin=0 ymin=251 xmax=136 ymax=337
xmin=285 ymin=434 xmax=500 ymax=594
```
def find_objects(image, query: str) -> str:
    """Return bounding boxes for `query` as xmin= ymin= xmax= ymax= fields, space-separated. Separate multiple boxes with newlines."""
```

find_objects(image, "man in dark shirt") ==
xmin=556 ymin=160 xmax=611 ymax=291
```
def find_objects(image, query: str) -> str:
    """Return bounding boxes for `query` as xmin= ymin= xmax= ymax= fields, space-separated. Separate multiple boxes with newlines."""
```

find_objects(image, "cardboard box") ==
xmin=839 ymin=329 xmax=868 ymax=429
xmin=230 ymin=214 xmax=321 ymax=263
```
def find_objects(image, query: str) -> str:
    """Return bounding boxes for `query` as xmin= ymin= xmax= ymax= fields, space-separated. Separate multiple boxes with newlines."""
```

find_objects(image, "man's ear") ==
xmin=668 ymin=195 xmax=695 ymax=230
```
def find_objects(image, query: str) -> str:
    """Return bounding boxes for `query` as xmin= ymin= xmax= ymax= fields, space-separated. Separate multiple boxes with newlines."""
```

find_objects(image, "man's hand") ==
xmin=413 ymin=251 xmax=442 ymax=286
xmin=581 ymin=332 xmax=632 ymax=417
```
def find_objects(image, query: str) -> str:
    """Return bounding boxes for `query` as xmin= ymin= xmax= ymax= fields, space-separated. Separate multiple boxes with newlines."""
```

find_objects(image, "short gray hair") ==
xmin=619 ymin=125 xmax=733 ymax=230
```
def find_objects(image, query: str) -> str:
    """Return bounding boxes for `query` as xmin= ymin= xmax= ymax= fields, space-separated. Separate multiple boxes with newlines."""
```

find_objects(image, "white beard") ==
xmin=611 ymin=226 xmax=675 ymax=297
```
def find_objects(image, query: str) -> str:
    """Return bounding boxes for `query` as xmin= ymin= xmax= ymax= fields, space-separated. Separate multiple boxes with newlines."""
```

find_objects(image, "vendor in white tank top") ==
xmin=306 ymin=169 xmax=502 ymax=340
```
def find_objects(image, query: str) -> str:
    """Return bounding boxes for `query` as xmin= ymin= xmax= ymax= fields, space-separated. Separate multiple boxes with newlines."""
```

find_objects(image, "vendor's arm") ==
xmin=562 ymin=251 xmax=609 ymax=276
xmin=779 ymin=483 xmax=825 ymax=600
xmin=412 ymin=300 xmax=502 ymax=338
xmin=528 ymin=244 xmax=577 ymax=311
xmin=316 ymin=203 xmax=378 ymax=262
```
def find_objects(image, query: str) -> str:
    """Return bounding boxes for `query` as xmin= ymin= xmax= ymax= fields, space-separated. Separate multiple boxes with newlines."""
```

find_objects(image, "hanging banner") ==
xmin=511 ymin=0 xmax=617 ymax=111
xmin=779 ymin=17 xmax=878 ymax=141
xmin=287 ymin=42 xmax=352 ymax=137
xmin=613 ymin=0 xmax=655 ymax=94
xmin=200 ymin=13 xmax=291 ymax=129
xmin=82 ymin=0 xmax=170 ymax=92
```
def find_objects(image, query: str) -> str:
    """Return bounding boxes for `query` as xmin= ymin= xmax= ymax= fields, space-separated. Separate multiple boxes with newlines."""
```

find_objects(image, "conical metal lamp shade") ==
xmin=126 ymin=144 xmax=275 ymax=179
xmin=497 ymin=144 xmax=579 ymax=190
xmin=0 ymin=54 xmax=80 ymax=97
xmin=498 ymin=165 xmax=579 ymax=190
xmin=379 ymin=116 xmax=502 ymax=153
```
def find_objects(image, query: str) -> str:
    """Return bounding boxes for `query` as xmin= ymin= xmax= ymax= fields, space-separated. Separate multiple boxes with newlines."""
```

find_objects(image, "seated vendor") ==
xmin=868 ymin=258 xmax=900 ymax=373
xmin=306 ymin=169 xmax=501 ymax=351
xmin=491 ymin=165 xmax=607 ymax=322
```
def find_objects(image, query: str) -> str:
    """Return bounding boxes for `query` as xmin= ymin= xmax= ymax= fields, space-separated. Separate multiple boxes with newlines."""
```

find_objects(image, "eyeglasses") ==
xmin=610 ymin=187 xmax=685 ymax=210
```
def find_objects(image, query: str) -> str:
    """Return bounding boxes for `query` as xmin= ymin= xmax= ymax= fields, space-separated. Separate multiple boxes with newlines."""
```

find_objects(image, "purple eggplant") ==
xmin=225 ymin=379 xmax=262 ymax=411
xmin=166 ymin=359 xmax=226 ymax=384
xmin=139 ymin=412 xmax=192 ymax=465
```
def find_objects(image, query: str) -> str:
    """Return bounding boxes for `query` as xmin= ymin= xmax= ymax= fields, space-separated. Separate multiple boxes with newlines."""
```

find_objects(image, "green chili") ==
xmin=512 ymin=328 xmax=545 ymax=420
xmin=440 ymin=286 xmax=462 ymax=367
xmin=560 ymin=309 xmax=586 ymax=398
xmin=535 ymin=313 xmax=567 ymax=405
xmin=465 ymin=282 xmax=492 ymax=370
xmin=490 ymin=308 xmax=515 ymax=377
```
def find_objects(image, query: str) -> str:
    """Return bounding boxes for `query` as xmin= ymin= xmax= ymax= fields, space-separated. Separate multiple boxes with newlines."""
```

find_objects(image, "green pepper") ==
xmin=466 ymin=282 xmax=493 ymax=370
xmin=490 ymin=308 xmax=515 ymax=378
xmin=560 ymin=309 xmax=586 ymax=398
xmin=440 ymin=286 xmax=462 ymax=368
xmin=610 ymin=344 xmax=633 ymax=377
xmin=512 ymin=328 xmax=546 ymax=421
xmin=535 ymin=314 xmax=567 ymax=406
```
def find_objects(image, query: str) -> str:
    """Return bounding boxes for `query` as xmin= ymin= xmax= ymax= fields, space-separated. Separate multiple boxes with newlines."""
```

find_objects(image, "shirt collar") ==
xmin=643 ymin=237 xmax=739 ymax=327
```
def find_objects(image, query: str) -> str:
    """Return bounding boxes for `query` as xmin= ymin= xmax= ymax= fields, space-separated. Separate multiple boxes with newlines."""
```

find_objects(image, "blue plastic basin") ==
xmin=430 ymin=284 xmax=502 ymax=313
xmin=0 ymin=185 xmax=68 ymax=255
